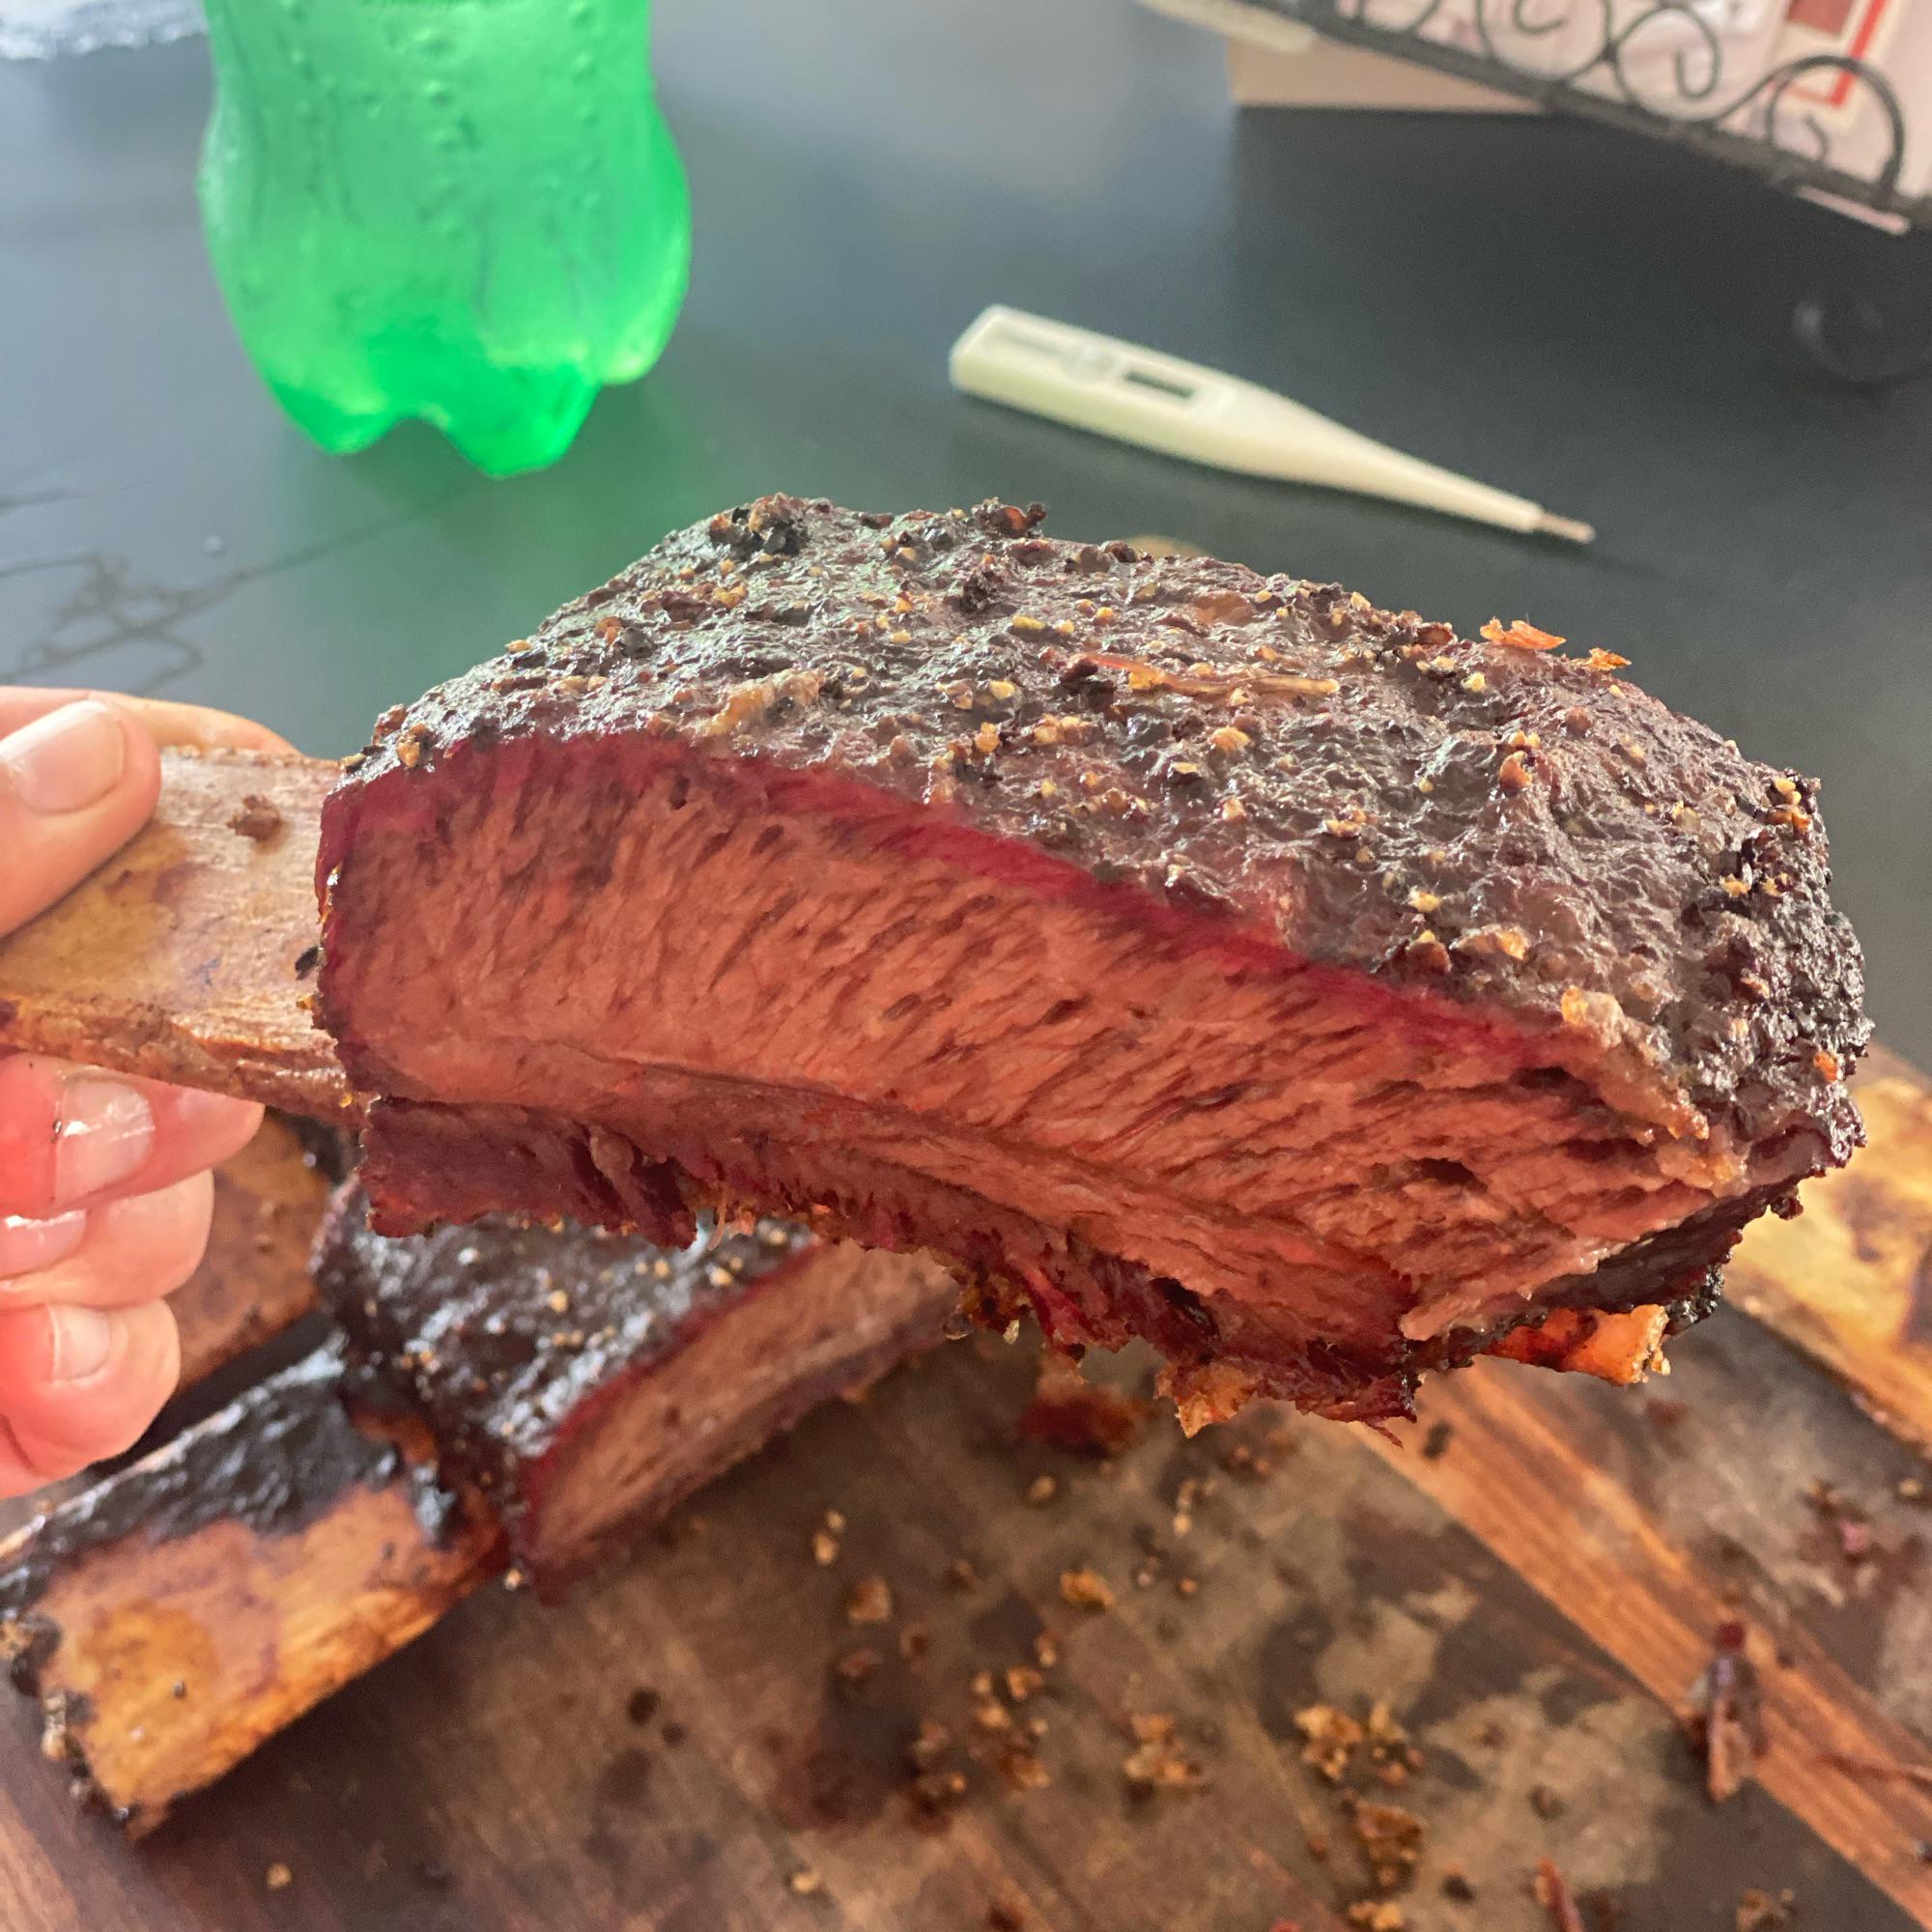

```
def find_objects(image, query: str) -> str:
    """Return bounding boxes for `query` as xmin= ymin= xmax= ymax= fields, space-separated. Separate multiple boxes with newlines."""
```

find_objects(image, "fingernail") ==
xmin=53 ymin=1079 xmax=154 ymax=1207
xmin=1 ymin=700 xmax=129 ymax=815
xmin=169 ymin=1086 xmax=259 ymax=1141
xmin=46 ymin=1305 xmax=115 ymax=1383
xmin=0 ymin=1211 xmax=88 ymax=1281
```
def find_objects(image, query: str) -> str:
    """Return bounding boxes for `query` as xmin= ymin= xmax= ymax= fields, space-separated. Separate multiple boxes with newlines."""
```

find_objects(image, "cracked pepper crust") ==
xmin=312 ymin=1194 xmax=815 ymax=1509
xmin=325 ymin=496 xmax=1867 ymax=1186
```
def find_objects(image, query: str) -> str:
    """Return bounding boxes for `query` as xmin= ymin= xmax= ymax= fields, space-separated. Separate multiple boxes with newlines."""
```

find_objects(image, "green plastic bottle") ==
xmin=198 ymin=0 xmax=691 ymax=477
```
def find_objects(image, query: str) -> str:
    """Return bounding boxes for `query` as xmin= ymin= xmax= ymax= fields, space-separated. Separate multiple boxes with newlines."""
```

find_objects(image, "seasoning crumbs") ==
xmin=1059 ymin=1568 xmax=1115 ymax=1613
xmin=845 ymin=1575 xmax=895 ymax=1625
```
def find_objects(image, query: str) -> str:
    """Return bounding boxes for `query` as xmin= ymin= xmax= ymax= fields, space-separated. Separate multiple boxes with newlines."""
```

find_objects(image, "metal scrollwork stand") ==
xmin=1245 ymin=0 xmax=1932 ymax=384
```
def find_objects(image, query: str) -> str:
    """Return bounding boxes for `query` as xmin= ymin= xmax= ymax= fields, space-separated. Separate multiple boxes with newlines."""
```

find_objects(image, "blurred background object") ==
xmin=0 ymin=0 xmax=199 ymax=60
xmin=197 ymin=0 xmax=690 ymax=474
xmin=950 ymin=304 xmax=1596 ymax=538
xmin=1143 ymin=0 xmax=1932 ymax=380
xmin=1142 ymin=0 xmax=1932 ymax=233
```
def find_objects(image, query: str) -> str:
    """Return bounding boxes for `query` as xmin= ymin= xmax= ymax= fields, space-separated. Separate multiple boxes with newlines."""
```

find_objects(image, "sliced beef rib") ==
xmin=314 ymin=497 xmax=1867 ymax=1424
xmin=314 ymin=1192 xmax=957 ymax=1584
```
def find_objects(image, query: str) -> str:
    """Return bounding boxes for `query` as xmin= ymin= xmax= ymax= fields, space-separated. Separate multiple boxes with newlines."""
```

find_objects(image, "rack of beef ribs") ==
xmin=0 ymin=499 xmax=1869 ymax=1428
xmin=0 ymin=1189 xmax=954 ymax=1831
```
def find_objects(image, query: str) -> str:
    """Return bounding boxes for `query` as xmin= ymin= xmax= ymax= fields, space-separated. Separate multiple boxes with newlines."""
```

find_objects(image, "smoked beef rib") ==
xmin=300 ymin=497 xmax=1868 ymax=1425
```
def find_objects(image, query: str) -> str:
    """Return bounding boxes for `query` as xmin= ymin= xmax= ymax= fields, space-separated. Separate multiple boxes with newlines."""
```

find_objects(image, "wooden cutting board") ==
xmin=1 ymin=1050 xmax=1928 ymax=1932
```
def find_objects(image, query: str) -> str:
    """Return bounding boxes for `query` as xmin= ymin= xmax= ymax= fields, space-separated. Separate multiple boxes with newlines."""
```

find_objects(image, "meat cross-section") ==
xmin=297 ymin=498 xmax=1862 ymax=1422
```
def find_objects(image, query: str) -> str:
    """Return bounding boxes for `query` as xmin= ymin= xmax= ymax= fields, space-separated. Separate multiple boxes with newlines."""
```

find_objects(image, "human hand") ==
xmin=0 ymin=689 xmax=293 ymax=1496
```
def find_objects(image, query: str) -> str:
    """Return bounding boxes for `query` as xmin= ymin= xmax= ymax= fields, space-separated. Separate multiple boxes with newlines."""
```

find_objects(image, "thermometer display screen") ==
xmin=1121 ymin=366 xmax=1196 ymax=400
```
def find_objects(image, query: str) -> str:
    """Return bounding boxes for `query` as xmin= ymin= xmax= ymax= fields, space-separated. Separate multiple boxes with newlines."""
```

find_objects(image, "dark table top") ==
xmin=3 ymin=0 xmax=1929 ymax=1064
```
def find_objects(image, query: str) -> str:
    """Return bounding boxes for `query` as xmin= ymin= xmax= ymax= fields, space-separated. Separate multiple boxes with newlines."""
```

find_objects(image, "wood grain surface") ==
xmin=0 ymin=1051 xmax=1924 ymax=1931
xmin=1726 ymin=1045 xmax=1932 ymax=1455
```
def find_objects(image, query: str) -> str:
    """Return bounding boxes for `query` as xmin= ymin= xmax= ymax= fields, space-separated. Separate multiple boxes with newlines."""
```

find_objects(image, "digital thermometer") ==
xmin=949 ymin=305 xmax=1594 ymax=545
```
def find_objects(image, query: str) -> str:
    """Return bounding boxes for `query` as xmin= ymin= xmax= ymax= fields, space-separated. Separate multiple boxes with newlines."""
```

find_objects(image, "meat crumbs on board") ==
xmin=1683 ymin=1620 xmax=1768 ymax=1804
xmin=742 ymin=1348 xmax=1856 ymax=1923
xmin=1294 ymin=1700 xmax=1424 ymax=1787
xmin=1350 ymin=1800 xmax=1426 ymax=1889
xmin=1016 ymin=1354 xmax=1152 ymax=1458
xmin=1533 ymin=1859 xmax=1587 ymax=1932
xmin=1734 ymin=1889 xmax=1795 ymax=1932
xmin=844 ymin=1574 xmax=894 ymax=1625
xmin=1058 ymin=1566 xmax=1115 ymax=1612
xmin=1121 ymin=1713 xmax=1206 ymax=1798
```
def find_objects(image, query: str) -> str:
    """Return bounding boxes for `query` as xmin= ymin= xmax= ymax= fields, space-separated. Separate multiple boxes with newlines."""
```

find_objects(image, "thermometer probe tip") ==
xmin=1535 ymin=511 xmax=1596 ymax=546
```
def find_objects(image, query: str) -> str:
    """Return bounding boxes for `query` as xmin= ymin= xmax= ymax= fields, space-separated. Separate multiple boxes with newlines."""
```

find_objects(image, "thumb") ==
xmin=0 ymin=699 xmax=161 ymax=936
